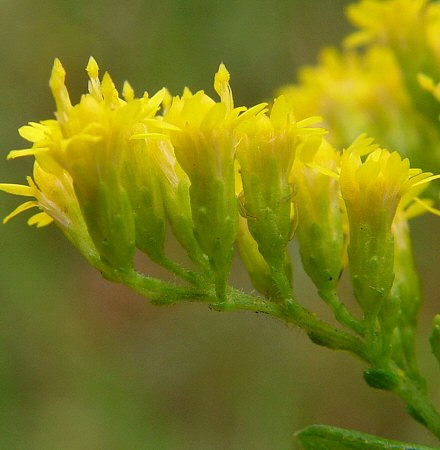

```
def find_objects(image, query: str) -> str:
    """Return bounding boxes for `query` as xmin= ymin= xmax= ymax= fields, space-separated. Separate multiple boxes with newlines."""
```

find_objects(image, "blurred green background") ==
xmin=1 ymin=0 xmax=440 ymax=449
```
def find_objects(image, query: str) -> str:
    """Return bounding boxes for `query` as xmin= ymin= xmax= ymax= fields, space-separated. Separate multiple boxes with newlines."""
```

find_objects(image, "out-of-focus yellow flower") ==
xmin=345 ymin=0 xmax=429 ymax=50
xmin=280 ymin=0 xmax=440 ymax=174
xmin=345 ymin=0 xmax=440 ymax=142
xmin=280 ymin=47 xmax=424 ymax=161
xmin=344 ymin=0 xmax=440 ymax=75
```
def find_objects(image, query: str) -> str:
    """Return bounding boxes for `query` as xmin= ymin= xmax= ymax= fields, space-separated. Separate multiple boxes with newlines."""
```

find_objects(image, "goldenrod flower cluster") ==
xmin=6 ymin=0 xmax=440 ymax=442
xmin=1 ymin=58 xmax=437 ymax=323
xmin=5 ymin=3 xmax=440 ymax=445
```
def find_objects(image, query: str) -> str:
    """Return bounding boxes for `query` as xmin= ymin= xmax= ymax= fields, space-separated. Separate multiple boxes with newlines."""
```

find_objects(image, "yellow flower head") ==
xmin=235 ymin=95 xmax=325 ymax=220
xmin=293 ymin=139 xmax=345 ymax=292
xmin=339 ymin=134 xmax=439 ymax=315
xmin=236 ymin=95 xmax=325 ymax=185
xmin=11 ymin=57 xmax=167 ymax=192
xmin=1 ymin=163 xmax=74 ymax=228
xmin=235 ymin=95 xmax=324 ymax=293
xmin=0 ymin=163 xmax=99 ymax=265
xmin=339 ymin=134 xmax=437 ymax=227
xmin=158 ymin=64 xmax=266 ymax=298
xmin=4 ymin=58 xmax=168 ymax=271
xmin=162 ymin=63 xmax=266 ymax=180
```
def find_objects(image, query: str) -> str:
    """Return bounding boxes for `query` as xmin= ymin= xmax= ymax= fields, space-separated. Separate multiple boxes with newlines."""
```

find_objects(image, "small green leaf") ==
xmin=296 ymin=424 xmax=437 ymax=450
xmin=363 ymin=368 xmax=399 ymax=391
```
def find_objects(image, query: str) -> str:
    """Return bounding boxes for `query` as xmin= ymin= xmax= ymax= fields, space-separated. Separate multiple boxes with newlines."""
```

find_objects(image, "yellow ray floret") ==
xmin=0 ymin=163 xmax=74 ymax=228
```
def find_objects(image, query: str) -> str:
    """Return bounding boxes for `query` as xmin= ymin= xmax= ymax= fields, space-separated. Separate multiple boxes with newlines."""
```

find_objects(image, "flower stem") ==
xmin=394 ymin=374 xmax=440 ymax=441
xmin=319 ymin=289 xmax=364 ymax=336
xmin=217 ymin=288 xmax=368 ymax=361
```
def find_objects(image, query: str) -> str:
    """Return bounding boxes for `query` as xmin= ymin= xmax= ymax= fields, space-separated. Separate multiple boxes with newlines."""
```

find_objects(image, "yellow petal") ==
xmin=0 ymin=183 xmax=34 ymax=196
xmin=3 ymin=201 xmax=38 ymax=224
xmin=86 ymin=56 xmax=99 ymax=80
xmin=214 ymin=63 xmax=233 ymax=111
xmin=412 ymin=173 xmax=440 ymax=188
xmin=234 ymin=103 xmax=268 ymax=126
xmin=86 ymin=57 xmax=103 ymax=101
xmin=142 ymin=118 xmax=181 ymax=131
xmin=18 ymin=125 xmax=46 ymax=142
xmin=27 ymin=211 xmax=54 ymax=227
xmin=7 ymin=148 xmax=47 ymax=159
xmin=306 ymin=163 xmax=339 ymax=180
xmin=297 ymin=116 xmax=323 ymax=128
xmin=270 ymin=95 xmax=290 ymax=128
xmin=122 ymin=81 xmax=135 ymax=102
xmin=101 ymin=72 xmax=119 ymax=106
xmin=147 ymin=88 xmax=167 ymax=113
xmin=343 ymin=30 xmax=375 ymax=48
xmin=49 ymin=58 xmax=73 ymax=114
xmin=413 ymin=197 xmax=440 ymax=217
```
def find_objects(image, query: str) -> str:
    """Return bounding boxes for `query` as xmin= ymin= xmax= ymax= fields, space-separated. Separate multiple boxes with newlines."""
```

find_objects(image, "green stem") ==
xmin=115 ymin=269 xmax=208 ymax=304
xmin=267 ymin=265 xmax=366 ymax=360
xmin=397 ymin=325 xmax=427 ymax=391
xmin=363 ymin=313 xmax=384 ymax=366
xmin=270 ymin=263 xmax=293 ymax=301
xmin=111 ymin=266 xmax=368 ymax=361
xmin=319 ymin=289 xmax=364 ymax=336
xmin=285 ymin=300 xmax=368 ymax=361
xmin=216 ymin=288 xmax=368 ymax=361
xmin=159 ymin=257 xmax=206 ymax=287
xmin=394 ymin=374 xmax=440 ymax=441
